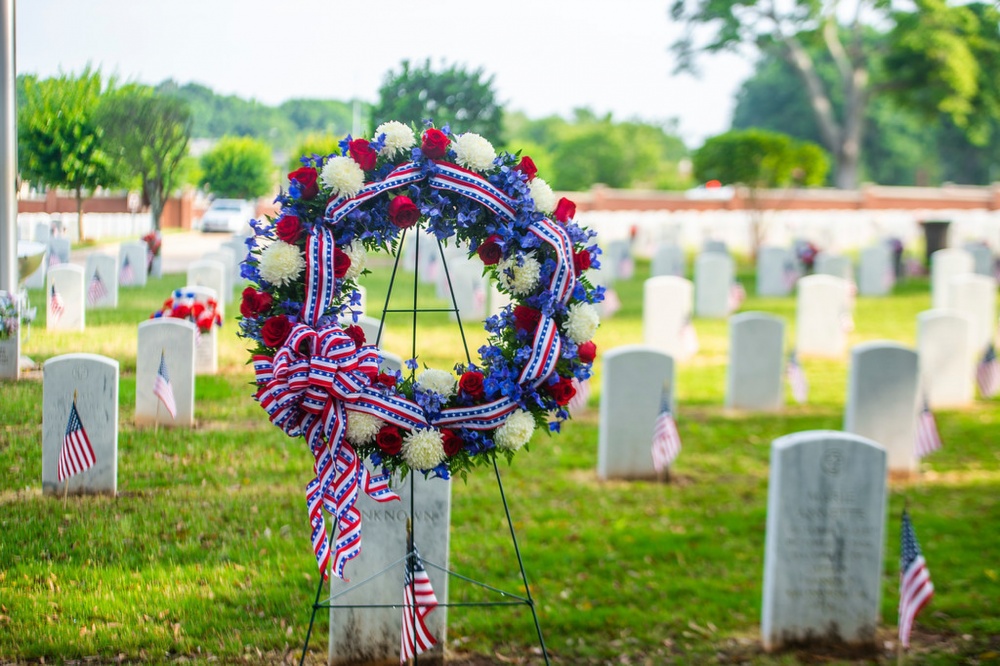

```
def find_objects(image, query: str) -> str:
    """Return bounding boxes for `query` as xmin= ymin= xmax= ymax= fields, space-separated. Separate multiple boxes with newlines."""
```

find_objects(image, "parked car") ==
xmin=198 ymin=199 xmax=255 ymax=233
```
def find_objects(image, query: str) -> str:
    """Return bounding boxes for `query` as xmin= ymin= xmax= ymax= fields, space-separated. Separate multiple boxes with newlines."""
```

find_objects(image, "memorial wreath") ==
xmin=238 ymin=121 xmax=604 ymax=579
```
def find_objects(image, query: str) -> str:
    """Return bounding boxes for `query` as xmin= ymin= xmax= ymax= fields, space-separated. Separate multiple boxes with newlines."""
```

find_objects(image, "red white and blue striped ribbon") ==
xmin=528 ymin=216 xmax=576 ymax=305
xmin=303 ymin=226 xmax=339 ymax=326
xmin=325 ymin=162 xmax=425 ymax=225
xmin=428 ymin=162 xmax=518 ymax=222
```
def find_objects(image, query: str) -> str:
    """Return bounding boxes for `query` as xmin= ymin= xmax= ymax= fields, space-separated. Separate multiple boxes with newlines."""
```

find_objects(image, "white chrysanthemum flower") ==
xmin=375 ymin=121 xmax=416 ymax=159
xmin=563 ymin=302 xmax=600 ymax=343
xmin=416 ymin=368 xmax=457 ymax=397
xmin=345 ymin=410 xmax=384 ymax=446
xmin=494 ymin=409 xmax=536 ymax=451
xmin=452 ymin=132 xmax=496 ymax=171
xmin=498 ymin=252 xmax=541 ymax=296
xmin=258 ymin=240 xmax=305 ymax=287
xmin=321 ymin=155 xmax=365 ymax=198
xmin=402 ymin=428 xmax=446 ymax=470
xmin=528 ymin=177 xmax=556 ymax=213
xmin=343 ymin=241 xmax=367 ymax=280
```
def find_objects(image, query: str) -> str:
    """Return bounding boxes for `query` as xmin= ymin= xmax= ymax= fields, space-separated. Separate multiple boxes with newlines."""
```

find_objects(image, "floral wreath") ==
xmin=238 ymin=121 xmax=603 ymax=580
xmin=150 ymin=289 xmax=224 ymax=333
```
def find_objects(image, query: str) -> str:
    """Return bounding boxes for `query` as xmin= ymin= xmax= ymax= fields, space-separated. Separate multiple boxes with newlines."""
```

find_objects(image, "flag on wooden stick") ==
xmin=899 ymin=509 xmax=934 ymax=648
xmin=976 ymin=344 xmax=1000 ymax=398
xmin=87 ymin=269 xmax=108 ymax=306
xmin=786 ymin=349 xmax=808 ymax=404
xmin=651 ymin=386 xmax=682 ymax=473
xmin=154 ymin=350 xmax=178 ymax=419
xmin=914 ymin=396 xmax=942 ymax=458
xmin=400 ymin=543 xmax=438 ymax=664
xmin=58 ymin=398 xmax=96 ymax=482
xmin=567 ymin=377 xmax=590 ymax=415
xmin=119 ymin=255 xmax=134 ymax=286
xmin=49 ymin=284 xmax=65 ymax=323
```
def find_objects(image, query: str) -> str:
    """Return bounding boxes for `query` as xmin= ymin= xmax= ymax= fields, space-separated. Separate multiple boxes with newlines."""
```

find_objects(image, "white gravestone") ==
xmin=643 ymin=276 xmax=696 ymax=362
xmin=796 ymin=275 xmax=852 ymax=358
xmin=176 ymin=286 xmax=220 ymax=375
xmin=47 ymin=265 xmax=86 ymax=332
xmin=963 ymin=242 xmax=994 ymax=277
xmin=703 ymin=239 xmax=728 ymax=255
xmin=930 ymin=248 xmax=973 ymax=309
xmin=487 ymin=283 xmax=512 ymax=319
xmin=42 ymin=353 xmax=119 ymax=495
xmin=48 ymin=237 xmax=71 ymax=265
xmin=650 ymin=244 xmax=686 ymax=278
xmin=118 ymin=240 xmax=149 ymax=288
xmin=84 ymin=253 xmax=119 ymax=309
xmin=380 ymin=350 xmax=403 ymax=374
xmin=694 ymin=252 xmax=734 ymax=318
xmin=813 ymin=253 xmax=853 ymax=282
xmin=857 ymin=244 xmax=894 ymax=296
xmin=947 ymin=274 xmax=997 ymax=356
xmin=844 ymin=342 xmax=919 ymax=473
xmin=603 ymin=239 xmax=634 ymax=281
xmin=0 ymin=290 xmax=19 ymax=380
xmin=135 ymin=319 xmax=197 ymax=427
xmin=328 ymin=474 xmax=451 ymax=665
xmin=204 ymin=249 xmax=237 ymax=295
xmin=917 ymin=310 xmax=974 ymax=408
xmin=221 ymin=237 xmax=249 ymax=287
xmin=726 ymin=312 xmax=785 ymax=411
xmin=187 ymin=260 xmax=228 ymax=313
xmin=598 ymin=346 xmax=676 ymax=480
xmin=34 ymin=220 xmax=51 ymax=243
xmin=447 ymin=261 xmax=487 ymax=323
xmin=761 ymin=430 xmax=887 ymax=651
xmin=756 ymin=246 xmax=797 ymax=297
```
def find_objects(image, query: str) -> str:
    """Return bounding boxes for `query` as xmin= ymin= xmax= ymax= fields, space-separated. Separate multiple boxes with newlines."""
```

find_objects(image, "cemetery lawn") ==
xmin=2 ymin=256 xmax=999 ymax=665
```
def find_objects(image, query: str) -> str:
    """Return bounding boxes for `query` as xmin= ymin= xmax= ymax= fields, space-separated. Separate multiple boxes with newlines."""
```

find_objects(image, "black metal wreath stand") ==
xmin=297 ymin=228 xmax=551 ymax=665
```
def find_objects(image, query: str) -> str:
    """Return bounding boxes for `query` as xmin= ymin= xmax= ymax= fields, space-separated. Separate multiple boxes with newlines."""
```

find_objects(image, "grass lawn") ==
xmin=1 ymin=252 xmax=998 ymax=665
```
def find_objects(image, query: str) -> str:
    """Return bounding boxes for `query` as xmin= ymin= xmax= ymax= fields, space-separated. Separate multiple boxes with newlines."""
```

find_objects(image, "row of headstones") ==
xmin=597 ymin=335 xmax=969 ymax=481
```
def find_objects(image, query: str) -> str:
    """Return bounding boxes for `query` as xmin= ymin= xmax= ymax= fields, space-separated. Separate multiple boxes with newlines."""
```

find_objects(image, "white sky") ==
xmin=15 ymin=0 xmax=754 ymax=148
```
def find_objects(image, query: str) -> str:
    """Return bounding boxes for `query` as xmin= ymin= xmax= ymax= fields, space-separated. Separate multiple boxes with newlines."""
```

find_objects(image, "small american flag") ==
xmin=58 ymin=399 xmax=96 ymax=482
xmin=681 ymin=314 xmax=699 ymax=357
xmin=728 ymin=282 xmax=746 ymax=313
xmin=153 ymin=350 xmax=178 ymax=419
xmin=786 ymin=349 xmax=808 ymax=404
xmin=976 ymin=344 xmax=1000 ymax=398
xmin=651 ymin=387 xmax=682 ymax=473
xmin=601 ymin=287 xmax=622 ymax=318
xmin=400 ymin=544 xmax=438 ymax=664
xmin=87 ymin=269 xmax=108 ymax=306
xmin=914 ymin=396 xmax=942 ymax=458
xmin=782 ymin=261 xmax=798 ymax=291
xmin=898 ymin=509 xmax=934 ymax=648
xmin=48 ymin=252 xmax=62 ymax=267
xmin=49 ymin=284 xmax=65 ymax=323
xmin=568 ymin=377 xmax=590 ymax=414
xmin=618 ymin=255 xmax=635 ymax=280
xmin=119 ymin=255 xmax=134 ymax=286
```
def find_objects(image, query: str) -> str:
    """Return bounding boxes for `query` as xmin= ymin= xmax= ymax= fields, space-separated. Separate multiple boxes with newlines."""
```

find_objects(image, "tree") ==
xmin=285 ymin=133 xmax=342 ymax=173
xmin=17 ymin=68 xmax=118 ymax=239
xmin=199 ymin=136 xmax=274 ymax=200
xmin=98 ymin=84 xmax=193 ymax=231
xmin=370 ymin=59 xmax=503 ymax=142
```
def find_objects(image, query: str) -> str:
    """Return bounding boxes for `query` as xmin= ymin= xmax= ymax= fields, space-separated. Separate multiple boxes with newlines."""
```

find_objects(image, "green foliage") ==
xmin=370 ymin=59 xmax=503 ymax=143
xmin=199 ymin=136 xmax=275 ymax=199
xmin=97 ymin=84 xmax=193 ymax=230
xmin=279 ymin=98 xmax=358 ymax=137
xmin=285 ymin=133 xmax=342 ymax=173
xmin=693 ymin=129 xmax=829 ymax=187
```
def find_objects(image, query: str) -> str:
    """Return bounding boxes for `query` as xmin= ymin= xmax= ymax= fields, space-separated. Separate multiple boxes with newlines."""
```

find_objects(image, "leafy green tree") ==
xmin=285 ymin=133 xmax=342 ymax=173
xmin=17 ymin=68 xmax=118 ymax=239
xmin=98 ymin=84 xmax=193 ymax=231
xmin=280 ymin=99 xmax=357 ymax=137
xmin=199 ymin=136 xmax=274 ymax=199
xmin=371 ymin=59 xmax=503 ymax=142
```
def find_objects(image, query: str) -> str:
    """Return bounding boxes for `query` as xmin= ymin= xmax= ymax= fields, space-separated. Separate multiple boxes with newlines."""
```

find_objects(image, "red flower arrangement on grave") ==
xmin=237 ymin=121 xmax=604 ymax=580
xmin=150 ymin=289 xmax=223 ymax=333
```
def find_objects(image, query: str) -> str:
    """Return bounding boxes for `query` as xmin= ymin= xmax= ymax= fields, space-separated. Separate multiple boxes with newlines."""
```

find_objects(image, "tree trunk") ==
xmin=145 ymin=177 xmax=163 ymax=232
xmin=75 ymin=186 xmax=84 ymax=241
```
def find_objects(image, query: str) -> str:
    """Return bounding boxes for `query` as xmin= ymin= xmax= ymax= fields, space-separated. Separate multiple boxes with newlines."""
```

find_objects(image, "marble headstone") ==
xmin=328 ymin=474 xmax=451 ymax=665
xmin=857 ymin=244 xmax=894 ymax=296
xmin=756 ymin=246 xmax=797 ymax=297
xmin=650 ymin=244 xmax=686 ymax=278
xmin=930 ymin=248 xmax=974 ymax=309
xmin=703 ymin=239 xmax=728 ymax=255
xmin=796 ymin=275 xmax=852 ymax=358
xmin=177 ymin=286 xmax=220 ymax=375
xmin=643 ymin=276 xmax=696 ymax=361
xmin=813 ymin=253 xmax=853 ymax=282
xmin=204 ymin=249 xmax=237 ymax=295
xmin=844 ymin=342 xmax=919 ymax=473
xmin=598 ymin=346 xmax=676 ymax=480
xmin=694 ymin=252 xmax=734 ymax=318
xmin=187 ymin=260 xmax=228 ymax=312
xmin=84 ymin=253 xmax=119 ymax=309
xmin=603 ymin=239 xmax=634 ymax=281
xmin=917 ymin=310 xmax=974 ymax=408
xmin=47 ymin=264 xmax=86 ymax=331
xmin=726 ymin=312 xmax=785 ymax=411
xmin=761 ymin=430 xmax=887 ymax=651
xmin=118 ymin=240 xmax=149 ymax=288
xmin=962 ymin=242 xmax=994 ymax=277
xmin=48 ymin=237 xmax=71 ymax=266
xmin=221 ymin=237 xmax=250 ymax=287
xmin=447 ymin=261 xmax=487 ymax=323
xmin=947 ymin=274 xmax=997 ymax=355
xmin=42 ymin=353 xmax=119 ymax=495
xmin=135 ymin=319 xmax=197 ymax=427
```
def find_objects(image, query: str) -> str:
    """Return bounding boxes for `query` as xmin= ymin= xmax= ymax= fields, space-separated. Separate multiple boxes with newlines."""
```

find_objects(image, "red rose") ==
xmin=513 ymin=305 xmax=542 ymax=333
xmin=547 ymin=376 xmax=577 ymax=406
xmin=172 ymin=304 xmax=191 ymax=319
xmin=349 ymin=138 xmax=378 ymax=171
xmin=376 ymin=425 xmax=403 ymax=455
xmin=240 ymin=288 xmax=273 ymax=318
xmin=377 ymin=372 xmax=397 ymax=389
xmin=421 ymin=128 xmax=450 ymax=159
xmin=344 ymin=324 xmax=365 ymax=349
xmin=573 ymin=249 xmax=591 ymax=275
xmin=288 ymin=166 xmax=319 ymax=199
xmin=261 ymin=314 xmax=293 ymax=348
xmin=334 ymin=247 xmax=351 ymax=278
xmin=477 ymin=235 xmax=503 ymax=266
xmin=388 ymin=195 xmax=420 ymax=229
xmin=577 ymin=341 xmax=597 ymax=364
xmin=514 ymin=156 xmax=538 ymax=181
xmin=275 ymin=215 xmax=303 ymax=244
xmin=553 ymin=197 xmax=576 ymax=223
xmin=196 ymin=314 xmax=214 ymax=333
xmin=192 ymin=301 xmax=206 ymax=318
xmin=441 ymin=429 xmax=464 ymax=457
xmin=459 ymin=371 xmax=485 ymax=399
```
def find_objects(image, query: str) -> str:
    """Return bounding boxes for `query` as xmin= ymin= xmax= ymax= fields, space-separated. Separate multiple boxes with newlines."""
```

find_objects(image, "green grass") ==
xmin=1 ymin=255 xmax=999 ymax=665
